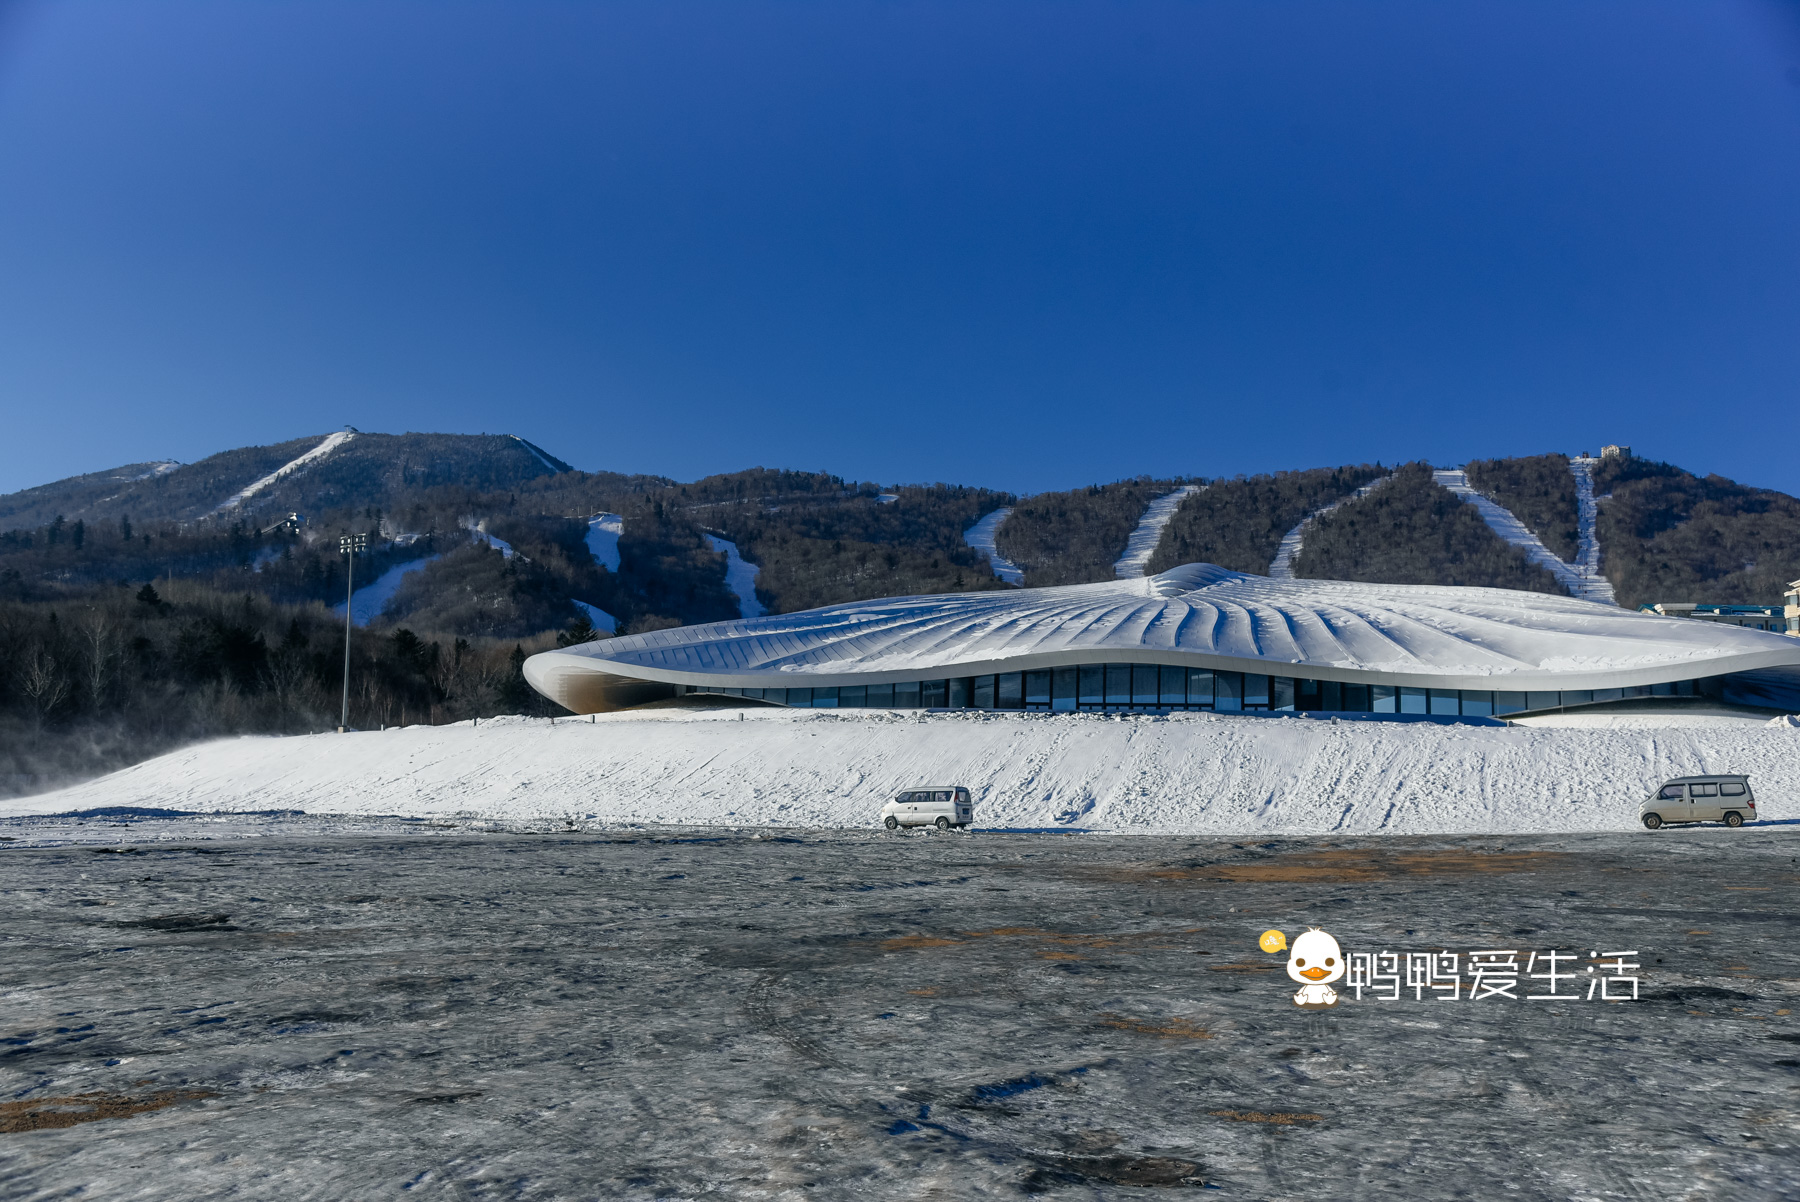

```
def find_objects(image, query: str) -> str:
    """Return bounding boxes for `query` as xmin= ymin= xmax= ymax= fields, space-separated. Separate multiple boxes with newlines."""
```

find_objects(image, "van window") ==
xmin=935 ymin=791 xmax=952 ymax=803
xmin=1690 ymin=783 xmax=1718 ymax=798
xmin=898 ymin=792 xmax=915 ymax=804
xmin=1721 ymin=782 xmax=1746 ymax=796
xmin=956 ymin=789 xmax=969 ymax=803
xmin=1658 ymin=784 xmax=1685 ymax=800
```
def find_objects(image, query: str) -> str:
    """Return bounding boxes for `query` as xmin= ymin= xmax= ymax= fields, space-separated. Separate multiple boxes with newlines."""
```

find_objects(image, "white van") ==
xmin=882 ymin=786 xmax=973 ymax=831
xmin=1641 ymin=775 xmax=1757 ymax=829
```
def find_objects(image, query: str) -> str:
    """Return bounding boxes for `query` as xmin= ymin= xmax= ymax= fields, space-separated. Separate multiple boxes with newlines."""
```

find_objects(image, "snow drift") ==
xmin=8 ymin=709 xmax=1797 ymax=836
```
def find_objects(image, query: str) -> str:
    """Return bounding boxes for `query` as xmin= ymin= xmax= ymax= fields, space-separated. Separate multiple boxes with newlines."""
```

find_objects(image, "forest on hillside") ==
xmin=995 ymin=478 xmax=1194 ymax=586
xmin=679 ymin=469 xmax=1015 ymax=613
xmin=0 ymin=578 xmax=574 ymax=797
xmin=1146 ymin=465 xmax=1386 ymax=575
xmin=1593 ymin=455 xmax=1800 ymax=608
xmin=1464 ymin=453 xmax=1579 ymax=562
xmin=1293 ymin=463 xmax=1564 ymax=592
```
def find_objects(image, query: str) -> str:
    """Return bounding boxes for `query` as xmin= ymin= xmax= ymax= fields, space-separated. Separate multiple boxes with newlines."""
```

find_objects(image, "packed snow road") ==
xmin=8 ymin=709 xmax=1799 ymax=836
xmin=4 ymin=824 xmax=1800 ymax=1198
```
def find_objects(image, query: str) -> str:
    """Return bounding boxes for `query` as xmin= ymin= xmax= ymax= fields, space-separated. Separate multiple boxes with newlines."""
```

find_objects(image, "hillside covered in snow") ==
xmin=8 ymin=708 xmax=1797 ymax=836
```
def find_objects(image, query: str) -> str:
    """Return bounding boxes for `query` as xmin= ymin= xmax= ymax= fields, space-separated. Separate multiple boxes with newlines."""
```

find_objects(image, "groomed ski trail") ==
xmin=216 ymin=430 xmax=356 ymax=511
xmin=1115 ymin=485 xmax=1202 ymax=578
xmin=1434 ymin=469 xmax=1615 ymax=605
xmin=1269 ymin=475 xmax=1393 ymax=578
xmin=964 ymin=508 xmax=1025 ymax=585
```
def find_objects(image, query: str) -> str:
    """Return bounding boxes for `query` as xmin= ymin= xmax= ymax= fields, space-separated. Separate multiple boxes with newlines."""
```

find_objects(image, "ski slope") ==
xmin=332 ymin=554 xmax=440 ymax=627
xmin=1569 ymin=457 xmax=1617 ymax=604
xmin=1114 ymin=485 xmax=1201 ymax=578
xmin=585 ymin=513 xmax=623 ymax=571
xmin=1434 ymin=469 xmax=1616 ymax=605
xmin=216 ymin=430 xmax=355 ymax=511
xmin=706 ymin=534 xmax=766 ymax=618
xmin=962 ymin=508 xmax=1025 ymax=585
xmin=572 ymin=600 xmax=617 ymax=634
xmin=510 ymin=434 xmax=565 ymax=474
xmin=1269 ymin=475 xmax=1392 ymax=578
xmin=10 ymin=708 xmax=1798 ymax=835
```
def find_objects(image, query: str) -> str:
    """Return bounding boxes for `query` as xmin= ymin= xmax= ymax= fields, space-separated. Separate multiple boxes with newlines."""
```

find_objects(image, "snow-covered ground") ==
xmin=1268 ymin=475 xmax=1392 ymax=578
xmin=1114 ymin=485 xmax=1201 ymax=578
xmin=706 ymin=534 xmax=766 ymax=618
xmin=1569 ymin=456 xmax=1618 ymax=604
xmin=12 ymin=709 xmax=1796 ymax=835
xmin=962 ymin=508 xmax=1025 ymax=585
xmin=216 ymin=429 xmax=355 ymax=511
xmin=584 ymin=512 xmax=623 ymax=571
xmin=1433 ymin=469 xmax=1616 ymax=604
xmin=463 ymin=520 xmax=515 ymax=559
xmin=332 ymin=554 xmax=440 ymax=626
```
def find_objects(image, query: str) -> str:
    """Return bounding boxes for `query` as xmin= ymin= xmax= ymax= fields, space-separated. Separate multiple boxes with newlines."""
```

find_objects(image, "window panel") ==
xmin=973 ymin=675 xmax=995 ymax=709
xmin=1078 ymin=665 xmax=1104 ymax=710
xmin=1271 ymin=677 xmax=1295 ymax=711
xmin=1493 ymin=691 xmax=1526 ymax=714
xmin=812 ymin=687 xmax=838 ymax=708
xmin=1400 ymin=687 xmax=1428 ymax=714
xmin=948 ymin=678 xmax=971 ymax=708
xmin=1321 ymin=680 xmax=1342 ymax=712
xmin=1132 ymin=665 xmax=1159 ymax=706
xmin=1187 ymin=669 xmax=1214 ymax=707
xmin=1052 ymin=667 xmax=1077 ymax=712
xmin=1024 ymin=670 xmax=1051 ymax=710
xmin=1160 ymin=665 xmax=1186 ymax=706
xmin=1372 ymin=684 xmax=1397 ymax=713
xmin=997 ymin=673 xmax=1023 ymax=709
xmin=894 ymin=681 xmax=921 ymax=708
xmin=1342 ymin=683 xmax=1369 ymax=712
xmin=1215 ymin=672 xmax=1243 ymax=711
xmin=866 ymin=682 xmax=893 ymax=708
xmin=1460 ymin=691 xmax=1493 ymax=716
xmin=1105 ymin=664 xmax=1131 ymax=706
xmin=1244 ymin=674 xmax=1270 ymax=709
xmin=922 ymin=680 xmax=949 ymax=708
xmin=1527 ymin=691 xmax=1559 ymax=712
xmin=1428 ymin=689 xmax=1459 ymax=716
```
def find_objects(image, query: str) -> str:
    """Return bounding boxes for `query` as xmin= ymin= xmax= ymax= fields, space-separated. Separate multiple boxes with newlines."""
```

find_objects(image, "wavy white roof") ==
xmin=528 ymin=564 xmax=1800 ymax=694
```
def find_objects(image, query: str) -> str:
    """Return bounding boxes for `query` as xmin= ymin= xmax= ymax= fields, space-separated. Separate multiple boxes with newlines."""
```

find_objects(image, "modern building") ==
xmin=525 ymin=564 xmax=1800 ymax=721
xmin=1786 ymin=579 xmax=1799 ymax=637
xmin=1640 ymin=602 xmax=1787 ymax=633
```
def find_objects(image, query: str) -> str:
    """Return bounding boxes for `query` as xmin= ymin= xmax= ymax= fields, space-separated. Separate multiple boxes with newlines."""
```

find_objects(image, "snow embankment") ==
xmin=1115 ymin=485 xmax=1201 ymax=578
xmin=963 ymin=508 xmax=1025 ymax=585
xmin=1269 ymin=476 xmax=1392 ymax=579
xmin=12 ymin=710 xmax=1797 ymax=835
xmin=216 ymin=430 xmax=356 ymax=511
xmin=706 ymin=534 xmax=766 ymax=618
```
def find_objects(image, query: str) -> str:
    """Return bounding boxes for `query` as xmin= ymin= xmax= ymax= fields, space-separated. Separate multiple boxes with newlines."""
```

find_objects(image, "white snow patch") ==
xmin=10 ymin=710 xmax=1798 ymax=835
xmin=876 ymin=493 xmax=899 ymax=505
xmin=572 ymin=599 xmax=617 ymax=635
xmin=114 ymin=461 xmax=182 ymax=483
xmin=1269 ymin=475 xmax=1393 ymax=579
xmin=332 ymin=555 xmax=440 ymax=627
xmin=1115 ymin=485 xmax=1201 ymax=578
xmin=585 ymin=513 xmax=623 ymax=571
xmin=1433 ymin=469 xmax=1616 ymax=605
xmin=217 ymin=430 xmax=355 ymax=511
xmin=706 ymin=534 xmax=766 ymax=618
xmin=963 ymin=508 xmax=1025 ymax=585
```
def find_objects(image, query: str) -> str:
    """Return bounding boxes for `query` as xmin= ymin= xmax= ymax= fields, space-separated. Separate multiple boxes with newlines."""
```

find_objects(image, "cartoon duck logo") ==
xmin=1273 ymin=927 xmax=1345 ymax=1009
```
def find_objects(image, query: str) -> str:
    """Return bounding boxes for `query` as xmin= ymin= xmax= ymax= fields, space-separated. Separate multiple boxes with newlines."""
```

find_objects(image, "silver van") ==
xmin=1641 ymin=775 xmax=1757 ymax=829
xmin=882 ymin=786 xmax=973 ymax=831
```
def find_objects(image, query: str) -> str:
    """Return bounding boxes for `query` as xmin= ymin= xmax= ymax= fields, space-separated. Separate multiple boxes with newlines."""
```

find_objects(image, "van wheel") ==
xmin=935 ymin=817 xmax=950 ymax=831
xmin=884 ymin=816 xmax=898 ymax=830
xmin=1724 ymin=811 xmax=1744 ymax=828
xmin=1642 ymin=814 xmax=1662 ymax=830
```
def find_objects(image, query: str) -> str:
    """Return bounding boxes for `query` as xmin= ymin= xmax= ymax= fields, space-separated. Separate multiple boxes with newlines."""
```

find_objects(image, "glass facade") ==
xmin=689 ymin=668 xmax=1702 ymax=718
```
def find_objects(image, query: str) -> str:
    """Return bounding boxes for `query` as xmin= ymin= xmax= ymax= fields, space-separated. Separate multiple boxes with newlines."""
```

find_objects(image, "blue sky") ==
xmin=2 ymin=1 xmax=1798 ymax=496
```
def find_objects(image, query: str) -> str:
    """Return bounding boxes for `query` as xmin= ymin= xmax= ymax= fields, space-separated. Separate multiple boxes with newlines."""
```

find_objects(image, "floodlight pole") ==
xmin=338 ymin=532 xmax=367 ymax=732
